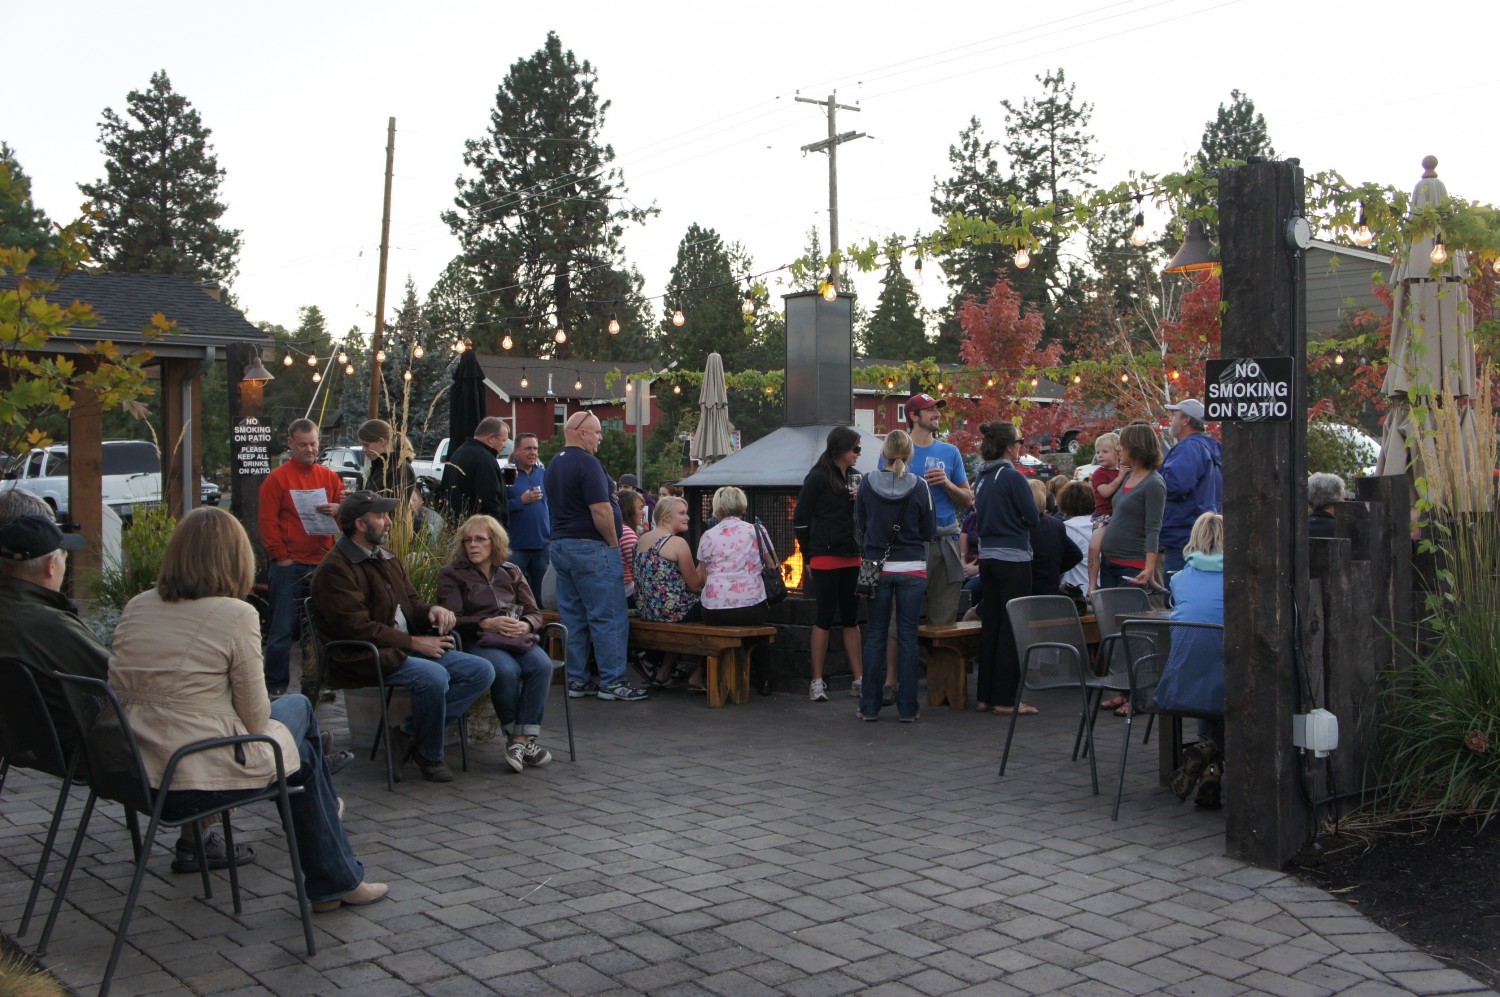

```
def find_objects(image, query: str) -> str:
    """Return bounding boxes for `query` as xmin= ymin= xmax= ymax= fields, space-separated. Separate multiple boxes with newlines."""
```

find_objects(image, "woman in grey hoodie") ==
xmin=854 ymin=431 xmax=935 ymax=721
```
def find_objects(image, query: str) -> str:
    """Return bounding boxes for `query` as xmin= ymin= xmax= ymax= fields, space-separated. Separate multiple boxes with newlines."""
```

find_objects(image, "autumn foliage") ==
xmin=946 ymin=274 xmax=1061 ymax=453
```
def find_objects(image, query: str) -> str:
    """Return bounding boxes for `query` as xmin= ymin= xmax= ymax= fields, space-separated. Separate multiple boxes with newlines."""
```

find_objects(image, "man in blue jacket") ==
xmin=1159 ymin=399 xmax=1222 ymax=574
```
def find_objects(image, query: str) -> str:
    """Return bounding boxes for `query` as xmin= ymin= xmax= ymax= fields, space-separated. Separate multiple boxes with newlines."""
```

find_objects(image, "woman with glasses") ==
xmin=793 ymin=426 xmax=866 ymax=702
xmin=437 ymin=516 xmax=553 ymax=773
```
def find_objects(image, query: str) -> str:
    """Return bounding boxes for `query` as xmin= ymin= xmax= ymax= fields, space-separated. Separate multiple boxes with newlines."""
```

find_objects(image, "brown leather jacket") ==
xmin=310 ymin=535 xmax=436 ymax=685
xmin=436 ymin=560 xmax=542 ymax=645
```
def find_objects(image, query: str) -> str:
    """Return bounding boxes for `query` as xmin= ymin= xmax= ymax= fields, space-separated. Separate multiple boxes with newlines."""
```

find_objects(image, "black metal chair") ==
xmin=1113 ymin=619 xmax=1225 ymax=820
xmin=539 ymin=621 xmax=576 ymax=762
xmin=46 ymin=673 xmax=314 ymax=997
xmin=0 ymin=659 xmax=83 ymax=940
xmin=303 ymin=597 xmax=469 ymax=790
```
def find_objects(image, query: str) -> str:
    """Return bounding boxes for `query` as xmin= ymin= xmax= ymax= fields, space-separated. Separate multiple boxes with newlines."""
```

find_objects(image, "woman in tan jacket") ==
xmin=109 ymin=507 xmax=386 ymax=913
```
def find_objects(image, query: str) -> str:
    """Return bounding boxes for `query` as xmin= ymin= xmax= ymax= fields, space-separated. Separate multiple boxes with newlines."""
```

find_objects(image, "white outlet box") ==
xmin=1292 ymin=709 xmax=1339 ymax=757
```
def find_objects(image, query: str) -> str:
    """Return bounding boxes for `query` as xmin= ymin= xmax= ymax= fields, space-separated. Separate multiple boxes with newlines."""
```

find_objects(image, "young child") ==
xmin=1088 ymin=432 xmax=1123 ymax=590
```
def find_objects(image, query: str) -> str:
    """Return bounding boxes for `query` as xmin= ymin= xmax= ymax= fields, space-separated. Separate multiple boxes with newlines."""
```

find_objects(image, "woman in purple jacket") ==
xmin=971 ymin=422 xmax=1041 ymax=714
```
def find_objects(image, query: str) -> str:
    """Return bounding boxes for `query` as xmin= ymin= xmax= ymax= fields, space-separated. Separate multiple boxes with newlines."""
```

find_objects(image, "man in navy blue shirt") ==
xmin=505 ymin=432 xmax=550 ymax=598
xmin=547 ymin=411 xmax=647 ymax=701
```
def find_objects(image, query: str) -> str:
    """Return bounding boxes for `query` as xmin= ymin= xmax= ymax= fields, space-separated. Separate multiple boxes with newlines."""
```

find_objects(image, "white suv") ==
xmin=5 ymin=440 xmax=163 ymax=520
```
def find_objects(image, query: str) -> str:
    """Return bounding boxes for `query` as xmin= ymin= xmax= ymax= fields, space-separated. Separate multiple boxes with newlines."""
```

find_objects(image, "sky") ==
xmin=10 ymin=0 xmax=1500 ymax=350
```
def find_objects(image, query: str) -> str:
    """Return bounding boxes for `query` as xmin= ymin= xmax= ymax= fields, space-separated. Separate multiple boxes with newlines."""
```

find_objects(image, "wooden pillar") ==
xmin=1219 ymin=160 xmax=1311 ymax=868
xmin=68 ymin=371 xmax=104 ymax=588
xmin=160 ymin=358 xmax=204 ymax=517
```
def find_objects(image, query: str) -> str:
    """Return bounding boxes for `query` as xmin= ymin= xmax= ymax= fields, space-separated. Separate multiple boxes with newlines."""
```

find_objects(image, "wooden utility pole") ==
xmin=796 ymin=94 xmax=865 ymax=281
xmin=1218 ymin=159 xmax=1311 ymax=868
xmin=367 ymin=116 xmax=396 ymax=420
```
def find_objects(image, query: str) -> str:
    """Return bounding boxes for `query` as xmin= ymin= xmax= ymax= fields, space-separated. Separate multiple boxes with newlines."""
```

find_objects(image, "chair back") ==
xmin=54 ymin=673 xmax=156 ymax=814
xmin=1088 ymin=587 xmax=1152 ymax=677
xmin=1006 ymin=595 xmax=1090 ymax=688
xmin=1120 ymin=619 xmax=1224 ymax=715
xmin=0 ymin=659 xmax=71 ymax=780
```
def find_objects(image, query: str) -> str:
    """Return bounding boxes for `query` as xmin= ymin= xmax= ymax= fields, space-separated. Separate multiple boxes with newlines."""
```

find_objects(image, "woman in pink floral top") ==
xmin=697 ymin=487 xmax=770 ymax=626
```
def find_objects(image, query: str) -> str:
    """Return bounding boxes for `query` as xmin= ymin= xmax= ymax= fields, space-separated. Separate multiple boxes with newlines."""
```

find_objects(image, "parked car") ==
xmin=2 ymin=440 xmax=215 ymax=521
xmin=319 ymin=446 xmax=368 ymax=489
xmin=1015 ymin=453 xmax=1059 ymax=480
xmin=411 ymin=436 xmax=514 ymax=484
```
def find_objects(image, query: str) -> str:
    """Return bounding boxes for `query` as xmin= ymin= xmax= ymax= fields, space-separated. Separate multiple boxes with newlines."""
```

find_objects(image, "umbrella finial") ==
xmin=1422 ymin=155 xmax=1438 ymax=178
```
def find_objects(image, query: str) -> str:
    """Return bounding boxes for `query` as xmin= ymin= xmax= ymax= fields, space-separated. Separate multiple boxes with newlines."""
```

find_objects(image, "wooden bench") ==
xmin=919 ymin=614 xmax=1102 ymax=709
xmin=539 ymin=612 xmax=776 ymax=708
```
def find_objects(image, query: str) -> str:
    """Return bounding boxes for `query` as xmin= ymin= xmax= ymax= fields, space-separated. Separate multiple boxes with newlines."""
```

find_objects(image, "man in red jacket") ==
xmin=259 ymin=418 xmax=344 ymax=695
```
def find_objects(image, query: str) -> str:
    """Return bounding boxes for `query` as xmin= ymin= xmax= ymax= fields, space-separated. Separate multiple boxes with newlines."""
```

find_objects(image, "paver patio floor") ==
xmin=1 ymin=681 xmax=1491 ymax=996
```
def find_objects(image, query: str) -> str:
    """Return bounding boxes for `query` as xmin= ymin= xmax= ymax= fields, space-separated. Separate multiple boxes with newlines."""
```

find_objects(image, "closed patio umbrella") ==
xmin=447 ymin=348 xmax=487 ymax=449
xmin=692 ymin=352 xmax=735 ymax=466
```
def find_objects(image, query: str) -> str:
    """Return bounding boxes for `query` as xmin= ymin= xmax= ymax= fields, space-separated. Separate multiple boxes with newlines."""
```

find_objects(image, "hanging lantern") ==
xmin=985 ymin=376 xmax=995 ymax=388
xmin=822 ymin=277 xmax=838 ymax=301
xmin=1170 ymin=369 xmax=1180 ymax=381
xmin=1164 ymin=218 xmax=1216 ymax=279
xmin=1120 ymin=372 xmax=1129 ymax=382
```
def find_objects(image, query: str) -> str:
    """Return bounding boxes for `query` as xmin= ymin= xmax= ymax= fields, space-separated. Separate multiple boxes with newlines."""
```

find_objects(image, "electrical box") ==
xmin=1292 ymin=709 xmax=1339 ymax=757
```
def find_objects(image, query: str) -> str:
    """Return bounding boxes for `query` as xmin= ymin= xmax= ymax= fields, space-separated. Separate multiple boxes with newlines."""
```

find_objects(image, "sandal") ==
xmin=993 ymin=703 xmax=1039 ymax=716
xmin=1099 ymin=695 xmax=1127 ymax=711
xmin=1114 ymin=702 xmax=1131 ymax=717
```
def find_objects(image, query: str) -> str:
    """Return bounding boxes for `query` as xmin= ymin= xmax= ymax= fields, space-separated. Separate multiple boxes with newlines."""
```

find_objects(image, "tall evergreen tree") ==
xmin=424 ymin=256 xmax=479 ymax=348
xmin=443 ymin=32 xmax=654 ymax=362
xmin=381 ymin=279 xmax=456 ymax=454
xmin=661 ymin=223 xmax=748 ymax=370
xmin=0 ymin=145 xmax=54 ymax=255
xmin=1195 ymin=89 xmax=1276 ymax=173
xmin=78 ymin=70 xmax=241 ymax=282
xmin=862 ymin=240 xmax=928 ymax=360
xmin=264 ymin=306 xmax=337 ymax=432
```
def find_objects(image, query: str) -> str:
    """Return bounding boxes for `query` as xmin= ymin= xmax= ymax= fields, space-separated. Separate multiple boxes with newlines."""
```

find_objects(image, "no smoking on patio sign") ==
xmin=1204 ymin=356 xmax=1294 ymax=423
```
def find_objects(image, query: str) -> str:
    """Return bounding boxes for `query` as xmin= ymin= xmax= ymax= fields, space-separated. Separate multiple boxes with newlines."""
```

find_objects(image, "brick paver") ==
xmin=1 ymin=681 xmax=1493 ymax=995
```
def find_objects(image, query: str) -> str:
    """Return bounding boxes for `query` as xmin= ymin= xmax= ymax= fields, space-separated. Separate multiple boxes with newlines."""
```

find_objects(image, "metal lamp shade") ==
xmin=1165 ymin=218 xmax=1217 ymax=275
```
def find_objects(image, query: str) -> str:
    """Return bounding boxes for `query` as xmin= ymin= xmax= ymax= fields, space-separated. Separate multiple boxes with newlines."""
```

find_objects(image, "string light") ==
xmin=1334 ymin=353 xmax=1345 ymax=365
xmin=1354 ymin=201 xmax=1374 ymax=248
xmin=822 ymin=275 xmax=838 ymax=301
xmin=1072 ymin=374 xmax=1081 ymax=384
xmin=455 ymin=339 xmax=468 ymax=353
xmin=574 ymin=373 xmax=583 ymax=391
xmin=1030 ymin=377 xmax=1039 ymax=388
xmin=412 ymin=344 xmax=425 ymax=359
xmin=1430 ymin=233 xmax=1447 ymax=265
xmin=520 ymin=370 xmax=529 ymax=389
xmin=311 ymin=371 xmax=322 ymax=383
xmin=608 ymin=311 xmax=621 ymax=334
xmin=673 ymin=383 xmax=681 ymax=395
xmin=374 ymin=348 xmax=387 ymax=363
xmin=344 ymin=363 xmax=355 ymax=376
xmin=306 ymin=353 xmax=317 ymax=366
xmin=502 ymin=334 xmax=514 ymax=351
xmin=1130 ymin=195 xmax=1148 ymax=248
xmin=554 ymin=326 xmax=568 ymax=344
xmin=282 ymin=353 xmax=294 ymax=367
xmin=913 ymin=254 xmax=924 ymax=284
xmin=672 ymin=306 xmax=685 ymax=327
xmin=338 ymin=349 xmax=348 ymax=364
xmin=1170 ymin=369 xmax=1180 ymax=381
xmin=742 ymin=291 xmax=755 ymax=316
xmin=1120 ymin=372 xmax=1129 ymax=382
xmin=1494 ymin=257 xmax=1500 ymax=275
xmin=1013 ymin=247 xmax=1031 ymax=269
xmin=403 ymin=370 xmax=413 ymax=382
xmin=885 ymin=378 xmax=894 ymax=389
xmin=985 ymin=376 xmax=995 ymax=388
xmin=936 ymin=380 xmax=945 ymax=391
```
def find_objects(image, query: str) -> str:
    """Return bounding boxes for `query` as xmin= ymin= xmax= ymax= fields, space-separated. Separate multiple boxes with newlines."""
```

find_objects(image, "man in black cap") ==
xmin=311 ymin=491 xmax=494 ymax=782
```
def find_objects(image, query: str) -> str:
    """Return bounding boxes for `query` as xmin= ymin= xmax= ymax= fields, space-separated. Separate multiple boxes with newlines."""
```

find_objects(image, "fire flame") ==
xmin=782 ymin=546 xmax=804 ymax=591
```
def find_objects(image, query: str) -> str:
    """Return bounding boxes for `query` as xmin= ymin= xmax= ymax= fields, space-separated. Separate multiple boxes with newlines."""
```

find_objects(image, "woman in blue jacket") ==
xmin=972 ymin=421 xmax=1041 ymax=714
xmin=854 ymin=430 xmax=935 ymax=722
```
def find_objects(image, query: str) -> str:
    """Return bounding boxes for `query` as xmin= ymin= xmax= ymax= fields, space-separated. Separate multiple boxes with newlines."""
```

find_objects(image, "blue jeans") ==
xmin=1162 ymin=547 xmax=1186 ymax=577
xmin=265 ymin=561 xmax=316 ymax=693
xmin=551 ymin=538 xmax=630 ymax=687
xmin=507 ymin=548 xmax=550 ymax=604
xmin=386 ymin=650 xmax=494 ymax=762
xmin=163 ymin=695 xmax=363 ymax=904
xmin=860 ymin=573 xmax=924 ymax=719
xmin=471 ymin=642 xmax=553 ymax=737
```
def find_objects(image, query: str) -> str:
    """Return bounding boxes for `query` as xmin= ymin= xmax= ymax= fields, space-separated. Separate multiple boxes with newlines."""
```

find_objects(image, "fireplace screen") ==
xmin=686 ymin=486 xmax=805 ymax=592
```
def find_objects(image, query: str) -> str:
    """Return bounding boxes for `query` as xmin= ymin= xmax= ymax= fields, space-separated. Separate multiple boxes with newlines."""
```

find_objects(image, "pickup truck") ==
xmin=411 ymin=436 xmax=514 ymax=483
xmin=4 ymin=440 xmax=220 ymax=520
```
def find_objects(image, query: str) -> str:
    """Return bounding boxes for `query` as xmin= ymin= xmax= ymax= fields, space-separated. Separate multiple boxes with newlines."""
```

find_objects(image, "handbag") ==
xmin=477 ymin=629 xmax=539 ymax=653
xmin=856 ymin=491 xmax=914 ymax=599
xmin=755 ymin=524 xmax=787 ymax=605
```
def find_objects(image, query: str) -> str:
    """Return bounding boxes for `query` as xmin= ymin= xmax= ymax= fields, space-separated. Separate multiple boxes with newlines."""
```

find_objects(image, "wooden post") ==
xmin=1220 ymin=160 xmax=1311 ymax=867
xmin=160 ymin=358 xmax=203 ymax=517
xmin=67 ymin=371 xmax=104 ymax=588
xmin=367 ymin=116 xmax=396 ymax=420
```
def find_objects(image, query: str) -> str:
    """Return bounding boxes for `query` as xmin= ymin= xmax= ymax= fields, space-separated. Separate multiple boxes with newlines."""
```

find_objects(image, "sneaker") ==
xmin=522 ymin=739 xmax=552 ymax=767
xmin=503 ymin=741 xmax=525 ymax=773
xmin=567 ymin=679 xmax=599 ymax=698
xmin=882 ymin=684 xmax=896 ymax=707
xmin=1170 ymin=742 xmax=1217 ymax=800
xmin=850 ymin=678 xmax=862 ymax=697
xmin=170 ymin=831 xmax=257 ymax=874
xmin=809 ymin=679 xmax=829 ymax=702
xmin=630 ymin=651 xmax=654 ymax=684
xmin=597 ymin=681 xmax=648 ymax=701
xmin=1195 ymin=761 xmax=1223 ymax=809
xmin=856 ymin=709 xmax=878 ymax=722
xmin=414 ymin=753 xmax=455 ymax=783
xmin=899 ymin=713 xmax=920 ymax=723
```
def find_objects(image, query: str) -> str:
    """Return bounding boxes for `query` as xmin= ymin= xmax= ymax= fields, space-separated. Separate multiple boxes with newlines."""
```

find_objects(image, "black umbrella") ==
xmin=447 ymin=349 xmax=486 ymax=448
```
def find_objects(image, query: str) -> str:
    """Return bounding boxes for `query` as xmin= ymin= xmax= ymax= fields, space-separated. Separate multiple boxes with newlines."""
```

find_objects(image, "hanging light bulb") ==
xmin=1130 ymin=195 xmax=1148 ymax=248
xmin=1030 ymin=377 xmax=1039 ymax=388
xmin=914 ymin=254 xmax=924 ymax=284
xmin=1430 ymin=233 xmax=1447 ymax=265
xmin=1121 ymin=372 xmax=1129 ymax=382
xmin=608 ymin=311 xmax=621 ymax=334
xmin=455 ymin=339 xmax=468 ymax=353
xmin=375 ymin=348 xmax=387 ymax=364
xmin=574 ymin=374 xmax=583 ymax=391
xmin=520 ymin=370 xmax=530 ymax=389
xmin=282 ymin=353 xmax=295 ymax=367
xmin=307 ymin=353 xmax=317 ymax=366
xmin=936 ymin=380 xmax=945 ymax=391
xmin=885 ymin=378 xmax=894 ymax=389
xmin=985 ymin=376 xmax=995 ymax=388
xmin=742 ymin=290 xmax=755 ymax=316
xmin=673 ymin=383 xmax=681 ymax=395
xmin=403 ymin=370 xmax=413 ymax=382
xmin=822 ymin=277 xmax=838 ymax=301
xmin=1493 ymin=257 xmax=1500 ymax=275
xmin=1354 ymin=202 xmax=1374 ymax=248
xmin=1170 ymin=369 xmax=1180 ymax=381
xmin=672 ymin=307 xmax=685 ymax=327
xmin=338 ymin=349 xmax=349 ymax=365
xmin=554 ymin=326 xmax=568 ymax=344
xmin=413 ymin=343 xmax=425 ymax=359
xmin=1013 ymin=247 xmax=1031 ymax=269
xmin=1072 ymin=374 xmax=1082 ymax=384
xmin=312 ymin=371 xmax=322 ymax=383
xmin=1334 ymin=353 xmax=1345 ymax=365
xmin=344 ymin=363 xmax=355 ymax=376
xmin=502 ymin=334 xmax=514 ymax=351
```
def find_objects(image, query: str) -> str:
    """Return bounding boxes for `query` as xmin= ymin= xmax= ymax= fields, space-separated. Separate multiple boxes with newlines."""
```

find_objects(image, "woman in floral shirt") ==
xmin=697 ymin=487 xmax=769 ymax=626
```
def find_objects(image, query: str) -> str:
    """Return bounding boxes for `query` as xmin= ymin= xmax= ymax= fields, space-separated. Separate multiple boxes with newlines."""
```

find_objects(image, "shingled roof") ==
xmin=0 ymin=270 xmax=271 ymax=359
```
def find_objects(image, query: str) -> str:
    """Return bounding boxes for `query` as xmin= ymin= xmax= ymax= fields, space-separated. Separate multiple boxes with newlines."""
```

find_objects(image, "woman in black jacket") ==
xmin=793 ymin=426 xmax=865 ymax=702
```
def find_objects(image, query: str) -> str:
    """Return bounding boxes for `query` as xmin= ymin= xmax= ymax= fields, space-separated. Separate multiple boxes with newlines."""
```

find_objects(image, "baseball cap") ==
xmin=1165 ymin=399 xmax=1206 ymax=421
xmin=337 ymin=490 xmax=399 ymax=526
xmin=906 ymin=393 xmax=946 ymax=413
xmin=0 ymin=515 xmax=86 ymax=561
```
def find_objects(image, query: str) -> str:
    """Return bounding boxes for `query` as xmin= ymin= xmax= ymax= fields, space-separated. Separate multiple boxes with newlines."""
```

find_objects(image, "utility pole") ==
xmin=797 ymin=94 xmax=865 ymax=281
xmin=367 ymin=116 xmax=396 ymax=419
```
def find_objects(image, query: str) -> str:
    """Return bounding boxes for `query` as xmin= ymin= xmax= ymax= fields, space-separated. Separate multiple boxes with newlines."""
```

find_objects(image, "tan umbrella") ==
xmin=1376 ymin=156 xmax=1481 ymax=508
xmin=692 ymin=352 xmax=735 ymax=466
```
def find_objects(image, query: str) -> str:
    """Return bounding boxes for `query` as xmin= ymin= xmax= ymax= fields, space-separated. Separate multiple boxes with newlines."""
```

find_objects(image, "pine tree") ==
xmin=78 ymin=70 xmax=241 ymax=282
xmin=661 ymin=223 xmax=749 ymax=370
xmin=381 ymin=279 xmax=456 ymax=455
xmin=443 ymin=32 xmax=654 ymax=362
xmin=0 ymin=145 xmax=53 ymax=255
xmin=1195 ymin=89 xmax=1275 ymax=173
xmin=998 ymin=68 xmax=1101 ymax=314
xmin=862 ymin=240 xmax=928 ymax=360
xmin=423 ymin=256 xmax=479 ymax=348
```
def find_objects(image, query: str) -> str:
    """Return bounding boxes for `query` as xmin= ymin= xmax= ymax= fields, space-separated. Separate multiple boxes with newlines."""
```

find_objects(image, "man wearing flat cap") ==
xmin=311 ymin=490 xmax=494 ymax=782
xmin=1160 ymin=399 xmax=1222 ymax=575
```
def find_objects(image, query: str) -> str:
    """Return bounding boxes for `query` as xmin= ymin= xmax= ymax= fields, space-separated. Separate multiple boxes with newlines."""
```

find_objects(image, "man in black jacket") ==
xmin=442 ymin=417 xmax=508 ymax=524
